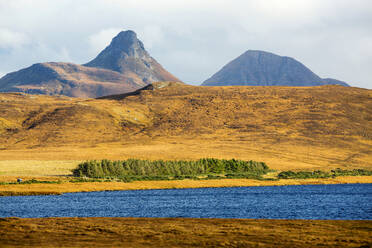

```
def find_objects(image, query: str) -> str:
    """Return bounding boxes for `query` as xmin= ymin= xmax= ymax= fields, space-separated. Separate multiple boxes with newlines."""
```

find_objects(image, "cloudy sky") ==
xmin=0 ymin=0 xmax=371 ymax=88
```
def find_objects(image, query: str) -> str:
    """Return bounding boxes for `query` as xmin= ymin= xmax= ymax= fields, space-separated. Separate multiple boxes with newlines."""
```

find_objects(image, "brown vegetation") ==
xmin=0 ymin=217 xmax=371 ymax=247
xmin=0 ymin=84 xmax=371 ymax=172
xmin=0 ymin=62 xmax=148 ymax=98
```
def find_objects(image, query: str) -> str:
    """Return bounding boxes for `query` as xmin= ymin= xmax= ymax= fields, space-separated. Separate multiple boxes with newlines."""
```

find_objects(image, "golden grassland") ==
xmin=0 ymin=84 xmax=371 ymax=172
xmin=1 ymin=138 xmax=369 ymax=171
xmin=1 ymin=176 xmax=371 ymax=196
xmin=0 ymin=160 xmax=79 ymax=176
xmin=0 ymin=217 xmax=371 ymax=247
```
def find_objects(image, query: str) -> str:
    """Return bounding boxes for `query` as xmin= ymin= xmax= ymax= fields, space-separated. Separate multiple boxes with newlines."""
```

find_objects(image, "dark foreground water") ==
xmin=0 ymin=184 xmax=371 ymax=219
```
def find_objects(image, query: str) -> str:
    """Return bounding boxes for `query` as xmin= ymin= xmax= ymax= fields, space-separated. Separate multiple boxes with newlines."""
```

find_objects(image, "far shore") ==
xmin=0 ymin=176 xmax=371 ymax=196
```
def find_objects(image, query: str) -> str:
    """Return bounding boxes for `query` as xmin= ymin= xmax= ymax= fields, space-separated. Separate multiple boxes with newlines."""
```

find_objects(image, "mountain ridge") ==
xmin=0 ymin=30 xmax=180 ymax=98
xmin=0 ymin=62 xmax=146 ymax=98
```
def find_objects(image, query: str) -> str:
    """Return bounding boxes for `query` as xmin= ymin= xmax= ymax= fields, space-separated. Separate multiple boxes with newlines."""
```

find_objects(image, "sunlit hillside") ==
xmin=0 ymin=82 xmax=371 ymax=171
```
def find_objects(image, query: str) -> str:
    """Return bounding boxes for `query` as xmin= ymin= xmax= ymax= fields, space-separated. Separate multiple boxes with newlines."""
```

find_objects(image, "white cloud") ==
xmin=0 ymin=28 xmax=29 ymax=49
xmin=0 ymin=0 xmax=371 ymax=88
xmin=138 ymin=26 xmax=164 ymax=49
xmin=88 ymin=28 xmax=122 ymax=55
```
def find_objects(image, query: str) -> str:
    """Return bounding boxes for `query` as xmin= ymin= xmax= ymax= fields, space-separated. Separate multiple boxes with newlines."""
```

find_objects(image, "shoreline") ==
xmin=1 ymin=176 xmax=371 ymax=196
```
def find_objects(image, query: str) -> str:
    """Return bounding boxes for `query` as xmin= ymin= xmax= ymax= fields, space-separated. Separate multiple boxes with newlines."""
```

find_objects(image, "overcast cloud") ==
xmin=0 ymin=0 xmax=371 ymax=88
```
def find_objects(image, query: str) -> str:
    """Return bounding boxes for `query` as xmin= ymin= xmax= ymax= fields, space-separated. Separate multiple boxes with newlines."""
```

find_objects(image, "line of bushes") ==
xmin=331 ymin=168 xmax=372 ymax=177
xmin=277 ymin=168 xmax=372 ymax=179
xmin=72 ymin=158 xmax=270 ymax=180
xmin=0 ymin=179 xmax=62 ymax=185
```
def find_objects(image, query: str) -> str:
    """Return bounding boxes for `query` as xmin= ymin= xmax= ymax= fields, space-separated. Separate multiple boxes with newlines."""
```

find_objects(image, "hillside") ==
xmin=202 ymin=50 xmax=349 ymax=86
xmin=0 ymin=30 xmax=180 ymax=98
xmin=0 ymin=62 xmax=146 ymax=98
xmin=0 ymin=84 xmax=371 ymax=170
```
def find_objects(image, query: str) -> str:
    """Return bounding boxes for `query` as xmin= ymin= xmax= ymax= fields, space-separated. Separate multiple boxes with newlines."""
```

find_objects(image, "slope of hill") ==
xmin=202 ymin=50 xmax=349 ymax=86
xmin=322 ymin=78 xmax=349 ymax=86
xmin=0 ymin=30 xmax=180 ymax=98
xmin=0 ymin=62 xmax=146 ymax=98
xmin=0 ymin=84 xmax=370 ymax=170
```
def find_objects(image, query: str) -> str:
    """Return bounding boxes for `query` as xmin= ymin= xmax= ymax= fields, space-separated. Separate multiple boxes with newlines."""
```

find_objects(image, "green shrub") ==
xmin=72 ymin=158 xmax=270 ymax=180
xmin=278 ymin=169 xmax=372 ymax=179
xmin=0 ymin=179 xmax=62 ymax=185
xmin=331 ymin=168 xmax=372 ymax=177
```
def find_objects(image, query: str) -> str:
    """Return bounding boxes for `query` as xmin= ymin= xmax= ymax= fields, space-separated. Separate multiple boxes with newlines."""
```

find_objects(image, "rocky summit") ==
xmin=84 ymin=30 xmax=180 ymax=84
xmin=0 ymin=30 xmax=180 ymax=98
xmin=202 ymin=50 xmax=349 ymax=87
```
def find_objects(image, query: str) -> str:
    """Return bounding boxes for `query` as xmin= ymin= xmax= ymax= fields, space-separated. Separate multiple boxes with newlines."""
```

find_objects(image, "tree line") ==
xmin=278 ymin=168 xmax=372 ymax=179
xmin=72 ymin=158 xmax=270 ymax=180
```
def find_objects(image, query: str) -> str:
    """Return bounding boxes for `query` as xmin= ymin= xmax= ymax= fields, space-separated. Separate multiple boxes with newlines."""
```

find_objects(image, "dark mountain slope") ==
xmin=0 ymin=62 xmax=145 ymax=98
xmin=202 ymin=50 xmax=349 ymax=86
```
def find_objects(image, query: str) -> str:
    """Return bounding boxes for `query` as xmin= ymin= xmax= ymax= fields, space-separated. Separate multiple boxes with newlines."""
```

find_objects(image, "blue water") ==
xmin=0 ymin=184 xmax=371 ymax=219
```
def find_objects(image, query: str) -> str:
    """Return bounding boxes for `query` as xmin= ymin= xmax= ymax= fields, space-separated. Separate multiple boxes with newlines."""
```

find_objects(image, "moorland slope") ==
xmin=0 ymin=83 xmax=371 ymax=170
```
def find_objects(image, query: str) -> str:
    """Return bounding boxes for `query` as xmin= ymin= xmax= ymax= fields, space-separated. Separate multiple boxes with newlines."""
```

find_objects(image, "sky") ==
xmin=0 ymin=0 xmax=371 ymax=88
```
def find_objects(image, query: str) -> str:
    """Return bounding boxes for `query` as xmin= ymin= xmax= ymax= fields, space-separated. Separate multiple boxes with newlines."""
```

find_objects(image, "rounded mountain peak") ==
xmin=202 ymin=50 xmax=349 ymax=86
xmin=243 ymin=50 xmax=272 ymax=55
xmin=242 ymin=50 xmax=287 ymax=59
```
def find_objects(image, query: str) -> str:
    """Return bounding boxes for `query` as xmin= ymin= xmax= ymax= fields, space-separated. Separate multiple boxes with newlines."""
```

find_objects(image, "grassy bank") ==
xmin=1 ymin=158 xmax=371 ymax=196
xmin=0 ymin=176 xmax=371 ymax=196
xmin=0 ymin=217 xmax=371 ymax=247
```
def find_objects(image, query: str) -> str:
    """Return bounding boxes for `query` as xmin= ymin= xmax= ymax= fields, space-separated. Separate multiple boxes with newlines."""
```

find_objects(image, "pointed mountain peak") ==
xmin=83 ymin=30 xmax=180 ymax=84
xmin=115 ymin=30 xmax=137 ymax=39
xmin=84 ymin=30 xmax=148 ymax=72
xmin=108 ymin=30 xmax=146 ymax=56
